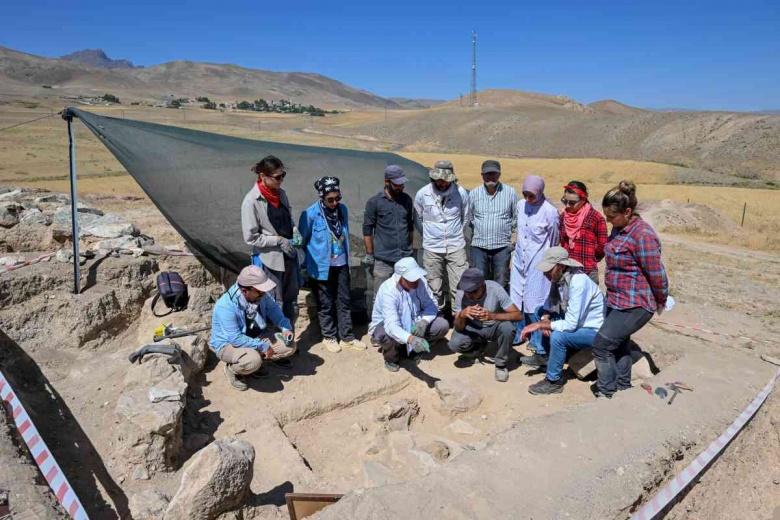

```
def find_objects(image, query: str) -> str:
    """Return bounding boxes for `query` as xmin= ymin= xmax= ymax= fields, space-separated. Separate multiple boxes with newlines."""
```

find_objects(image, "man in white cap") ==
xmin=518 ymin=247 xmax=605 ymax=395
xmin=369 ymin=257 xmax=450 ymax=372
xmin=209 ymin=265 xmax=297 ymax=391
xmin=414 ymin=159 xmax=471 ymax=312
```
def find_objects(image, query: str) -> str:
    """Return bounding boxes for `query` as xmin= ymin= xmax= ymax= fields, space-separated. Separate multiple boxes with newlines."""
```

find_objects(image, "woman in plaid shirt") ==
xmin=559 ymin=181 xmax=607 ymax=285
xmin=592 ymin=180 xmax=669 ymax=398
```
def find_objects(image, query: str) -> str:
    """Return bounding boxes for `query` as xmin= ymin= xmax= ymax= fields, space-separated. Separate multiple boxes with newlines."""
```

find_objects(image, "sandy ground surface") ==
xmin=1 ymin=102 xmax=779 ymax=518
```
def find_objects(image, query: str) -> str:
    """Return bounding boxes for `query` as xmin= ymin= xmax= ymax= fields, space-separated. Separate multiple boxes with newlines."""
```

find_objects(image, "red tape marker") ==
xmin=0 ymin=370 xmax=89 ymax=519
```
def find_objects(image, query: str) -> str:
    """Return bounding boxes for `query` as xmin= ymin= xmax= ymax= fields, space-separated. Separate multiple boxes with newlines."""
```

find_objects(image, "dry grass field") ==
xmin=1 ymin=103 xmax=778 ymax=252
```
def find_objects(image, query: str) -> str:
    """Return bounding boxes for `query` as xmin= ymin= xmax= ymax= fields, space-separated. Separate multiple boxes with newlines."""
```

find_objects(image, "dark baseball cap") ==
xmin=385 ymin=165 xmax=408 ymax=185
xmin=481 ymin=160 xmax=501 ymax=174
xmin=458 ymin=268 xmax=486 ymax=293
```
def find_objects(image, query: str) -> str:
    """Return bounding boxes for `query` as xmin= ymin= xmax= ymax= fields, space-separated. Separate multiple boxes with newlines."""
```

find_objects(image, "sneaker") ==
xmin=384 ymin=361 xmax=400 ymax=372
xmin=370 ymin=337 xmax=382 ymax=348
xmin=249 ymin=366 xmax=270 ymax=379
xmin=495 ymin=366 xmax=509 ymax=383
xmin=341 ymin=338 xmax=367 ymax=351
xmin=519 ymin=353 xmax=548 ymax=368
xmin=268 ymin=358 xmax=293 ymax=370
xmin=323 ymin=338 xmax=341 ymax=353
xmin=528 ymin=377 xmax=564 ymax=395
xmin=224 ymin=364 xmax=248 ymax=391
xmin=592 ymin=388 xmax=613 ymax=399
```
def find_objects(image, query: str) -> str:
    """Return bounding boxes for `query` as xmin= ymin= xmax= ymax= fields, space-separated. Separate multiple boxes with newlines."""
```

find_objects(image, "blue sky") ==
xmin=3 ymin=0 xmax=779 ymax=111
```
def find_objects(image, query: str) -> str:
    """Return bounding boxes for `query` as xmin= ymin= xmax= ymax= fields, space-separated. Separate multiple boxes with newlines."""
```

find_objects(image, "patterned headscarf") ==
xmin=314 ymin=176 xmax=341 ymax=198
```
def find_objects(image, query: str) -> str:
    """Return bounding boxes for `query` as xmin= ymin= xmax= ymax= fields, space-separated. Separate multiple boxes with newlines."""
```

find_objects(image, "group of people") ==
xmin=209 ymin=155 xmax=669 ymax=399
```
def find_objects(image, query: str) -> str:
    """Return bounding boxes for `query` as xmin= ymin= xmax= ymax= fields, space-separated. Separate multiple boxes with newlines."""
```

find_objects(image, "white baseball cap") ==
xmin=394 ymin=257 xmax=427 ymax=282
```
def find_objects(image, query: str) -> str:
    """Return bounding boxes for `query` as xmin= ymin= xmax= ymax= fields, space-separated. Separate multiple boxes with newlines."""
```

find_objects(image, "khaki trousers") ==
xmin=423 ymin=248 xmax=469 ymax=311
xmin=216 ymin=334 xmax=297 ymax=375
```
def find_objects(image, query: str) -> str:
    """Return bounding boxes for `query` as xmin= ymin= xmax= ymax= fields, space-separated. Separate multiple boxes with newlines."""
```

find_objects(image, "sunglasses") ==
xmin=268 ymin=170 xmax=287 ymax=181
xmin=560 ymin=197 xmax=581 ymax=207
xmin=324 ymin=195 xmax=342 ymax=203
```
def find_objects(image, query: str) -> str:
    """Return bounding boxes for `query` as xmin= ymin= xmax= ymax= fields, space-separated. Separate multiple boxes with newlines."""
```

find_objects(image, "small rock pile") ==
xmin=0 ymin=187 xmax=147 ymax=259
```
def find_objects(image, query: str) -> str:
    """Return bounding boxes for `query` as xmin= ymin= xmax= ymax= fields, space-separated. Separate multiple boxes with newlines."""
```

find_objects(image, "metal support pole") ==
xmin=741 ymin=202 xmax=747 ymax=227
xmin=66 ymin=116 xmax=81 ymax=294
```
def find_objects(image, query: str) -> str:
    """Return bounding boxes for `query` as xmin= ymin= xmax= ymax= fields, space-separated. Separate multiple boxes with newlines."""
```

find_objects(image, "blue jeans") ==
xmin=521 ymin=306 xmax=548 ymax=355
xmin=470 ymin=245 xmax=512 ymax=291
xmin=546 ymin=327 xmax=598 ymax=382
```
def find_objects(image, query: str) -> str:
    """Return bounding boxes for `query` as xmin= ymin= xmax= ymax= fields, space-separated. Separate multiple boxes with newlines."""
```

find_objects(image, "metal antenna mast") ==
xmin=470 ymin=31 xmax=478 ymax=107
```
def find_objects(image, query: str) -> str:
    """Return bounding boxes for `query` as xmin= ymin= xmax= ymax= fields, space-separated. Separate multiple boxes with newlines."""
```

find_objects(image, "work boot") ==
xmin=495 ymin=366 xmax=509 ymax=382
xmin=385 ymin=361 xmax=400 ymax=372
xmin=519 ymin=352 xmax=548 ymax=368
xmin=341 ymin=338 xmax=367 ymax=351
xmin=528 ymin=377 xmax=564 ymax=395
xmin=224 ymin=364 xmax=248 ymax=391
xmin=323 ymin=338 xmax=341 ymax=353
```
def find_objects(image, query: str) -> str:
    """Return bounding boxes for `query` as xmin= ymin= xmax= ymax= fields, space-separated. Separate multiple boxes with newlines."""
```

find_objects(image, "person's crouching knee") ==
xmin=232 ymin=349 xmax=263 ymax=375
xmin=497 ymin=321 xmax=515 ymax=339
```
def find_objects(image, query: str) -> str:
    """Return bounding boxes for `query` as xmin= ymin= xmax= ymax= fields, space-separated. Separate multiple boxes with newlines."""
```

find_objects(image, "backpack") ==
xmin=151 ymin=272 xmax=189 ymax=317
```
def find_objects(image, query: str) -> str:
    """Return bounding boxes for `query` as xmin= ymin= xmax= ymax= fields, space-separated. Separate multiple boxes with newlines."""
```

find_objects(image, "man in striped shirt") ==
xmin=468 ymin=160 xmax=518 ymax=291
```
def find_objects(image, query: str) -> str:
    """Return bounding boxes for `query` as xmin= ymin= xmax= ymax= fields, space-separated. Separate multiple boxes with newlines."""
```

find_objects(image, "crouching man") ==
xmin=210 ymin=265 xmax=297 ymax=391
xmin=520 ymin=247 xmax=605 ymax=395
xmin=369 ymin=257 xmax=450 ymax=372
xmin=448 ymin=268 xmax=523 ymax=382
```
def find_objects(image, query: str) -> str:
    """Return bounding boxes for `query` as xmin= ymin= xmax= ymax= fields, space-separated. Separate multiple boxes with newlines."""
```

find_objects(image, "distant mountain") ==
xmin=754 ymin=109 xmax=780 ymax=114
xmin=0 ymin=46 xmax=402 ymax=109
xmin=388 ymin=97 xmax=446 ymax=109
xmin=61 ymin=49 xmax=139 ymax=69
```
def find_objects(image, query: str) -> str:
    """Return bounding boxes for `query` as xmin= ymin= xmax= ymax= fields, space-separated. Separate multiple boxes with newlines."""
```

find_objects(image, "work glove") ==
xmin=408 ymin=336 xmax=430 ymax=354
xmin=290 ymin=229 xmax=303 ymax=247
xmin=279 ymin=238 xmax=296 ymax=258
xmin=411 ymin=319 xmax=429 ymax=337
xmin=362 ymin=253 xmax=375 ymax=269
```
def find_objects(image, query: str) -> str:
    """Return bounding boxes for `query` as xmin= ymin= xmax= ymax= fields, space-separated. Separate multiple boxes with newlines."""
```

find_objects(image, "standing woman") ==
xmin=559 ymin=181 xmax=608 ymax=285
xmin=593 ymin=180 xmax=668 ymax=398
xmin=241 ymin=155 xmax=300 ymax=327
xmin=299 ymin=176 xmax=366 ymax=353
xmin=510 ymin=174 xmax=560 ymax=367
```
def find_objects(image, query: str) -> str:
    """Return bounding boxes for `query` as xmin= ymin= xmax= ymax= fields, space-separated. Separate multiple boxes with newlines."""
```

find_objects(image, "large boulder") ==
xmin=52 ymin=206 xmax=138 ymax=239
xmin=164 ymin=437 xmax=255 ymax=520
xmin=0 ymin=204 xmax=22 ymax=228
xmin=18 ymin=208 xmax=50 ymax=226
xmin=434 ymin=379 xmax=482 ymax=414
xmin=115 ymin=353 xmax=189 ymax=476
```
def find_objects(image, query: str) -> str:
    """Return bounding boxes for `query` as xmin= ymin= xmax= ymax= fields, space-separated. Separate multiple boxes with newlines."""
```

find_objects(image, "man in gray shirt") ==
xmin=448 ymin=268 xmax=523 ymax=382
xmin=363 ymin=165 xmax=415 ymax=305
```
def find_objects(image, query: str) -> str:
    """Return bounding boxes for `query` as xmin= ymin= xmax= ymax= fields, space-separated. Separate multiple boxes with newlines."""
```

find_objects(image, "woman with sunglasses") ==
xmin=559 ymin=181 xmax=607 ymax=285
xmin=241 ymin=155 xmax=301 ymax=327
xmin=299 ymin=176 xmax=366 ymax=353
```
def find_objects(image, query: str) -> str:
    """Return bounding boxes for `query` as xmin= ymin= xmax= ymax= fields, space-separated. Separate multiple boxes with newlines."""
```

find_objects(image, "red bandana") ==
xmin=258 ymin=180 xmax=280 ymax=208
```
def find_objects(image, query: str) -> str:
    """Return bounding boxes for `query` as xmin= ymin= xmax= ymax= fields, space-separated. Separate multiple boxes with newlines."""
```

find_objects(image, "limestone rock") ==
xmin=568 ymin=349 xmax=596 ymax=380
xmin=91 ymin=236 xmax=143 ymax=251
xmin=130 ymin=490 xmax=170 ymax=520
xmin=116 ymin=389 xmax=183 ymax=436
xmin=34 ymin=193 xmax=70 ymax=205
xmin=0 ymin=255 xmax=26 ymax=268
xmin=363 ymin=461 xmax=401 ymax=488
xmin=56 ymin=249 xmax=74 ymax=263
xmin=164 ymin=437 xmax=255 ymax=520
xmin=52 ymin=206 xmax=138 ymax=239
xmin=0 ymin=204 xmax=21 ymax=228
xmin=187 ymin=335 xmax=210 ymax=374
xmin=19 ymin=208 xmax=50 ymax=225
xmin=374 ymin=398 xmax=419 ymax=431
xmin=0 ymin=189 xmax=23 ymax=202
xmin=435 ymin=379 xmax=482 ymax=414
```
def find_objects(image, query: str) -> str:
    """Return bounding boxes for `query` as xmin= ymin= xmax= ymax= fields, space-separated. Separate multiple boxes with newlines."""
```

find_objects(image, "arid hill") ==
xmin=588 ymin=99 xmax=645 ymax=115
xmin=439 ymin=88 xmax=594 ymax=113
xmin=0 ymin=46 xmax=402 ymax=109
xmin=333 ymin=92 xmax=780 ymax=182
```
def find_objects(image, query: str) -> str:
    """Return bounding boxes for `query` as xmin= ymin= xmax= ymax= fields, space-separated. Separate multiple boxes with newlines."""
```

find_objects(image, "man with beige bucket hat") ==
xmin=413 ymin=159 xmax=471 ymax=312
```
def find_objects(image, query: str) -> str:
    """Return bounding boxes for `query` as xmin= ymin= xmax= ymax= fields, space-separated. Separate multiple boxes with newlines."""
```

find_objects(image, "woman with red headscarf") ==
xmin=559 ymin=181 xmax=607 ymax=285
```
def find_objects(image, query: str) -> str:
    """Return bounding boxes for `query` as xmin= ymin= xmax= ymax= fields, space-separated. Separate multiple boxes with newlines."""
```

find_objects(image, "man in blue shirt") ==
xmin=210 ymin=265 xmax=296 ymax=391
